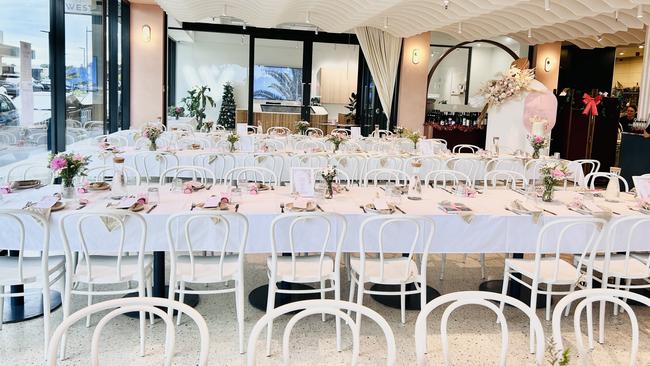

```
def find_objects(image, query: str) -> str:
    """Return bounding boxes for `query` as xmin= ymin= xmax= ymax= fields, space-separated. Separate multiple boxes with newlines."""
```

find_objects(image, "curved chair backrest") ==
xmin=331 ymin=128 xmax=350 ymax=136
xmin=358 ymin=215 xmax=435 ymax=284
xmin=214 ymin=139 xmax=242 ymax=152
xmin=486 ymin=157 xmax=525 ymax=174
xmin=0 ymin=131 xmax=17 ymax=145
xmin=33 ymin=133 xmax=48 ymax=145
xmin=247 ymin=299 xmax=395 ymax=366
xmin=403 ymin=156 xmax=444 ymax=177
xmin=178 ymin=136 xmax=212 ymax=150
xmin=430 ymin=138 xmax=447 ymax=147
xmin=445 ymin=157 xmax=483 ymax=184
xmin=258 ymin=138 xmax=286 ymax=152
xmin=170 ymin=123 xmax=194 ymax=133
xmin=370 ymin=129 xmax=393 ymax=138
xmin=452 ymin=144 xmax=480 ymax=153
xmin=160 ymin=166 xmax=216 ymax=187
xmin=424 ymin=169 xmax=472 ymax=188
xmin=598 ymin=216 xmax=650 ymax=279
xmin=315 ymin=168 xmax=353 ymax=188
xmin=192 ymin=153 xmax=237 ymax=183
xmin=483 ymin=170 xmax=527 ymax=190
xmin=6 ymin=163 xmax=55 ymax=185
xmin=66 ymin=119 xmax=82 ymax=128
xmin=47 ymin=297 xmax=209 ymax=366
xmin=86 ymin=165 xmax=142 ymax=186
xmin=214 ymin=124 xmax=226 ymax=131
xmin=133 ymin=152 xmax=180 ymax=184
xmin=95 ymin=134 xmax=128 ymax=147
xmin=572 ymin=159 xmax=600 ymax=176
xmin=246 ymin=125 xmax=260 ymax=134
xmin=329 ymin=154 xmax=365 ymax=183
xmin=167 ymin=212 xmax=248 ymax=282
xmin=370 ymin=140 xmax=394 ymax=154
xmin=267 ymin=126 xmax=291 ymax=136
xmin=584 ymin=172 xmax=629 ymax=192
xmin=415 ymin=291 xmax=545 ymax=366
xmin=364 ymin=168 xmax=409 ymax=187
xmin=59 ymin=210 xmax=147 ymax=283
xmin=366 ymin=155 xmax=403 ymax=171
xmin=524 ymin=159 xmax=551 ymax=186
xmin=339 ymin=140 xmax=362 ymax=153
xmin=290 ymin=153 xmax=329 ymax=169
xmin=246 ymin=153 xmax=285 ymax=183
xmin=552 ymin=289 xmax=650 ymax=366
xmin=295 ymin=139 xmax=327 ymax=152
xmin=305 ymin=127 xmax=324 ymax=137
xmin=224 ymin=167 xmax=278 ymax=187
xmin=269 ymin=213 xmax=346 ymax=282
xmin=0 ymin=209 xmax=50 ymax=285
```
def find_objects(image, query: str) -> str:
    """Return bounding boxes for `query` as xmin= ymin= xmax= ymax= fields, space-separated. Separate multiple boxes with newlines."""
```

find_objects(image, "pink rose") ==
xmin=551 ymin=168 xmax=565 ymax=178
xmin=78 ymin=198 xmax=89 ymax=205
xmin=77 ymin=187 xmax=88 ymax=194
xmin=534 ymin=136 xmax=543 ymax=143
xmin=50 ymin=157 xmax=67 ymax=170
xmin=73 ymin=153 xmax=85 ymax=162
xmin=183 ymin=187 xmax=193 ymax=194
xmin=0 ymin=185 xmax=12 ymax=194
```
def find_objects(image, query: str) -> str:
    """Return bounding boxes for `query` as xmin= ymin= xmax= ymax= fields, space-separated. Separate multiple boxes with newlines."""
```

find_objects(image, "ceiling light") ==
xmin=638 ymin=5 xmax=644 ymax=18
xmin=457 ymin=22 xmax=462 ymax=34
xmin=528 ymin=29 xmax=532 ymax=38
xmin=597 ymin=35 xmax=603 ymax=42
xmin=443 ymin=0 xmax=450 ymax=10
xmin=306 ymin=10 xmax=311 ymax=24
xmin=384 ymin=16 xmax=388 ymax=29
xmin=615 ymin=10 xmax=619 ymax=21
xmin=315 ymin=27 xmax=318 ymax=35
xmin=222 ymin=3 xmax=227 ymax=17
xmin=640 ymin=45 xmax=645 ymax=49
xmin=544 ymin=0 xmax=550 ymax=11
xmin=620 ymin=52 xmax=625 ymax=55
xmin=243 ymin=22 xmax=246 ymax=30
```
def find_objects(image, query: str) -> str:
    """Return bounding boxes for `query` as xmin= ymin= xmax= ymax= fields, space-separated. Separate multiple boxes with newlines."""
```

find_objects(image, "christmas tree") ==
xmin=218 ymin=82 xmax=236 ymax=129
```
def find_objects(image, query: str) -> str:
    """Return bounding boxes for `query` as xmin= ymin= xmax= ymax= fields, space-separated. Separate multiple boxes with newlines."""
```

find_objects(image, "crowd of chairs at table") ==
xmin=1 ymin=205 xmax=650 ymax=365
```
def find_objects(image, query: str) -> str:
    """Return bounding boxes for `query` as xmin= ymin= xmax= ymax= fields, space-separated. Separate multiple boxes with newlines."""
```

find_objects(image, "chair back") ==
xmin=133 ymin=151 xmax=180 ymax=183
xmin=171 ymin=123 xmax=194 ymax=133
xmin=290 ymin=153 xmax=328 ymax=169
xmin=424 ymin=169 xmax=471 ymax=188
xmin=524 ymin=159 xmax=550 ymax=186
xmin=86 ymin=165 xmax=142 ymax=186
xmin=415 ymin=291 xmax=545 ymax=366
xmin=269 ymin=213 xmax=346 ymax=282
xmin=59 ymin=211 xmax=147 ymax=283
xmin=358 ymin=215 xmax=434 ymax=283
xmin=366 ymin=155 xmax=403 ymax=171
xmin=584 ymin=172 xmax=629 ymax=192
xmin=295 ymin=139 xmax=327 ymax=152
xmin=159 ymin=166 xmax=216 ymax=187
xmin=192 ymin=153 xmax=236 ymax=183
xmin=403 ymin=156 xmax=444 ymax=177
xmin=214 ymin=139 xmax=242 ymax=152
xmin=305 ymin=127 xmax=324 ymax=137
xmin=329 ymin=154 xmax=365 ymax=184
xmin=246 ymin=125 xmax=259 ymax=134
xmin=47 ymin=297 xmax=209 ymax=366
xmin=552 ymin=289 xmax=650 ymax=366
xmin=178 ymin=136 xmax=212 ymax=150
xmin=0 ymin=131 xmax=17 ymax=145
xmin=95 ymin=134 xmax=128 ymax=147
xmin=364 ymin=168 xmax=409 ymax=187
xmin=486 ymin=157 xmax=525 ymax=174
xmin=267 ymin=126 xmax=291 ymax=136
xmin=0 ymin=209 xmax=50 ymax=285
xmin=331 ymin=128 xmax=350 ymax=136
xmin=483 ymin=170 xmax=527 ymax=190
xmin=370 ymin=129 xmax=393 ymax=138
xmin=452 ymin=144 xmax=480 ymax=153
xmin=246 ymin=153 xmax=285 ymax=183
xmin=247 ymin=299 xmax=395 ymax=366
xmin=167 ymin=212 xmax=248 ymax=282
xmin=446 ymin=157 xmax=482 ymax=184
xmin=224 ymin=167 xmax=278 ymax=187
xmin=599 ymin=216 xmax=650 ymax=279
xmin=6 ymin=163 xmax=55 ymax=185
xmin=258 ymin=138 xmax=285 ymax=152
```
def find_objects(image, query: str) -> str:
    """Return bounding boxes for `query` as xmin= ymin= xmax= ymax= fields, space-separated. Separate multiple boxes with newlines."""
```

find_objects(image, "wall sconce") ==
xmin=544 ymin=57 xmax=552 ymax=72
xmin=411 ymin=48 xmax=421 ymax=64
xmin=142 ymin=25 xmax=152 ymax=43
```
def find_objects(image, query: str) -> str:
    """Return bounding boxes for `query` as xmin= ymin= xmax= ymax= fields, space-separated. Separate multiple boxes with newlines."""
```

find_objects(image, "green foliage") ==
xmin=182 ymin=85 xmax=215 ymax=131
xmin=218 ymin=83 xmax=237 ymax=129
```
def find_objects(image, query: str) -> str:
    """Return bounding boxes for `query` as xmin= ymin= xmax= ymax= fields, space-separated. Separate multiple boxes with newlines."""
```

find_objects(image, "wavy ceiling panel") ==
xmin=156 ymin=0 xmax=650 ymax=48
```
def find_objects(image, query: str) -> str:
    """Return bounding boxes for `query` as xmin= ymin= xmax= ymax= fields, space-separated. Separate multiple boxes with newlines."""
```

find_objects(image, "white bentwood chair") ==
xmin=159 ymin=166 xmax=216 ymax=187
xmin=0 ymin=210 xmax=66 ymax=355
xmin=224 ymin=167 xmax=278 ymax=187
xmin=552 ymin=289 xmax=650 ymax=366
xmin=483 ymin=170 xmax=527 ymax=190
xmin=86 ymin=165 xmax=142 ymax=186
xmin=499 ymin=218 xmax=606 ymax=353
xmin=424 ymin=170 xmax=472 ymax=189
xmin=47 ymin=297 xmax=210 ymax=366
xmin=452 ymin=144 xmax=480 ymax=153
xmin=133 ymin=151 xmax=180 ymax=184
xmin=349 ymin=215 xmax=435 ymax=325
xmin=415 ymin=291 xmax=545 ymax=366
xmin=58 ymin=211 xmax=153 ymax=360
xmin=363 ymin=168 xmax=409 ymax=187
xmin=6 ymin=163 xmax=55 ymax=185
xmin=584 ymin=172 xmax=630 ymax=192
xmin=166 ymin=212 xmax=248 ymax=353
xmin=248 ymin=299 xmax=395 ymax=366
xmin=265 ymin=213 xmax=347 ymax=356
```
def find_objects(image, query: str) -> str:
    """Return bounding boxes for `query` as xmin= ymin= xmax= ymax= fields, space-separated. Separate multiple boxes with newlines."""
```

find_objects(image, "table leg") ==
xmin=478 ymin=253 xmax=546 ymax=308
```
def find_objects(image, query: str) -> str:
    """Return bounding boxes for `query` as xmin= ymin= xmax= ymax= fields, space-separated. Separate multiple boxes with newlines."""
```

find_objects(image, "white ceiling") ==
xmin=155 ymin=0 xmax=650 ymax=49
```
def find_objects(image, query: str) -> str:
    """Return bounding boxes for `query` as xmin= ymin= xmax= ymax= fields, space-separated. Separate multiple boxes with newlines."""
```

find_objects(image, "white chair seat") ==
xmin=74 ymin=255 xmax=153 ymax=284
xmin=0 ymin=255 xmax=65 ymax=286
xmin=506 ymin=258 xmax=580 ymax=285
xmin=350 ymin=257 xmax=419 ymax=284
xmin=266 ymin=255 xmax=334 ymax=282
xmin=175 ymin=255 xmax=239 ymax=282
xmin=592 ymin=255 xmax=650 ymax=279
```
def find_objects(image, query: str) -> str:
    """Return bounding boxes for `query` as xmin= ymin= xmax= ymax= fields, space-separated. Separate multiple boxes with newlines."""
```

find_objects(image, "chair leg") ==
xmin=545 ymin=284 xmax=552 ymax=321
xmin=0 ymin=286 xmax=4 ymax=330
xmin=440 ymin=254 xmax=446 ymax=280
xmin=598 ymin=298 xmax=606 ymax=346
xmin=621 ymin=278 xmax=632 ymax=314
xmin=400 ymin=283 xmax=406 ymax=324
xmin=564 ymin=284 xmax=577 ymax=317
xmin=613 ymin=277 xmax=621 ymax=315
xmin=347 ymin=276 xmax=356 ymax=317
xmin=146 ymin=277 xmax=154 ymax=325
xmin=354 ymin=280 xmax=365 ymax=336
xmin=59 ymin=272 xmax=73 ymax=361
xmin=480 ymin=254 xmax=486 ymax=279
xmin=176 ymin=281 xmax=185 ymax=326
xmin=320 ymin=279 xmax=326 ymax=322
xmin=529 ymin=285 xmax=539 ymax=354
xmin=265 ymin=282 xmax=276 ymax=357
xmin=334 ymin=279 xmax=341 ymax=353
xmin=498 ymin=266 xmax=510 ymax=317
xmin=235 ymin=279 xmax=245 ymax=354
xmin=85 ymin=283 xmax=93 ymax=327
xmin=138 ymin=283 xmax=146 ymax=357
xmin=42 ymin=285 xmax=51 ymax=357
xmin=586 ymin=298 xmax=594 ymax=350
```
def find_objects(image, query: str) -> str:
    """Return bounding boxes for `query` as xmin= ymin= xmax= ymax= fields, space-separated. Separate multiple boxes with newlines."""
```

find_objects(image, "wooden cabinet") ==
xmin=319 ymin=67 xmax=357 ymax=104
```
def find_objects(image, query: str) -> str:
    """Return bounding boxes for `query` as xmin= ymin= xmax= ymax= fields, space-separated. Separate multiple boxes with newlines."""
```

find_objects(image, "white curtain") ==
xmin=638 ymin=25 xmax=650 ymax=120
xmin=354 ymin=27 xmax=402 ymax=130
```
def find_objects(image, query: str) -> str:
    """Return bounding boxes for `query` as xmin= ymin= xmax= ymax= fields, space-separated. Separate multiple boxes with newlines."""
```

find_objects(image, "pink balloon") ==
xmin=523 ymin=91 xmax=557 ymax=133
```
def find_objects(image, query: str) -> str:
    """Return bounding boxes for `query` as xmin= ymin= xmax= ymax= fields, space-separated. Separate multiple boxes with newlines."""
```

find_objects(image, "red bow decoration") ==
xmin=582 ymin=93 xmax=602 ymax=117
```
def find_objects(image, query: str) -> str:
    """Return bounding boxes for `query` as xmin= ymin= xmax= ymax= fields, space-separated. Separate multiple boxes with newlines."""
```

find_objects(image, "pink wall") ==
xmin=397 ymin=32 xmax=431 ymax=133
xmin=130 ymin=4 xmax=164 ymax=129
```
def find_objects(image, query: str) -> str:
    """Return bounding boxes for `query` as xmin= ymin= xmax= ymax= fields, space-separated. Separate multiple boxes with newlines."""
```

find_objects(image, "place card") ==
xmin=351 ymin=127 xmax=361 ymax=139
xmin=116 ymin=197 xmax=137 ymax=209
xmin=373 ymin=198 xmax=390 ymax=210
xmin=633 ymin=176 xmax=650 ymax=199
xmin=204 ymin=196 xmax=221 ymax=208
xmin=35 ymin=196 xmax=58 ymax=209
xmin=290 ymin=167 xmax=315 ymax=197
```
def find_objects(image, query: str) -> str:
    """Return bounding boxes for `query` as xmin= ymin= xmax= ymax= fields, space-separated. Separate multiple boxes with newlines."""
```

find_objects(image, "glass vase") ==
xmin=532 ymin=149 xmax=540 ymax=159
xmin=542 ymin=184 xmax=554 ymax=202
xmin=149 ymin=141 xmax=157 ymax=151
xmin=62 ymin=183 xmax=76 ymax=200
xmin=325 ymin=181 xmax=333 ymax=199
xmin=229 ymin=143 xmax=236 ymax=153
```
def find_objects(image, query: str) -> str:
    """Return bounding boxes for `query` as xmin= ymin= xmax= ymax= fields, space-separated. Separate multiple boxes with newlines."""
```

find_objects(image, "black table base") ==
xmin=369 ymin=284 xmax=441 ymax=310
xmin=479 ymin=279 xmax=546 ymax=309
xmin=123 ymin=286 xmax=199 ymax=319
xmin=3 ymin=289 xmax=62 ymax=323
xmin=627 ymin=287 xmax=650 ymax=306
xmin=249 ymin=284 xmax=321 ymax=311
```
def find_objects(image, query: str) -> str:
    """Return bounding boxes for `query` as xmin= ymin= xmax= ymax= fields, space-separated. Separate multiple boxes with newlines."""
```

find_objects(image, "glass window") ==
xmin=428 ymin=46 xmax=469 ymax=106
xmin=170 ymin=31 xmax=249 ymax=130
xmin=0 ymin=0 xmax=51 ymax=178
xmin=311 ymin=42 xmax=359 ymax=125
xmin=65 ymin=0 xmax=105 ymax=145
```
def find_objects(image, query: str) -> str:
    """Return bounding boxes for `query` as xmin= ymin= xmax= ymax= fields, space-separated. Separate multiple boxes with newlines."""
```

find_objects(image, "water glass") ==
xmin=171 ymin=178 xmax=183 ymax=193
xmin=148 ymin=187 xmax=160 ymax=205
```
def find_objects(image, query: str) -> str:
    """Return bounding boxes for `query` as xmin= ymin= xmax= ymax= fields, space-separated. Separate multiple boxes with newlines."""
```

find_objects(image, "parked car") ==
xmin=0 ymin=92 xmax=19 ymax=126
xmin=0 ymin=74 xmax=47 ymax=95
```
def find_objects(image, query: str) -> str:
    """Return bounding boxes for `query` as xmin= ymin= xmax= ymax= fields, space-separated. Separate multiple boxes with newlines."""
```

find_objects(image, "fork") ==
xmin=280 ymin=203 xmax=285 ymax=213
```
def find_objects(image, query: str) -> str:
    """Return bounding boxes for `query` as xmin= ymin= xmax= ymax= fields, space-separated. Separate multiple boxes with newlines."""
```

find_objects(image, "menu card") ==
xmin=633 ymin=176 xmax=650 ymax=199
xmin=35 ymin=196 xmax=58 ymax=209
xmin=351 ymin=126 xmax=361 ymax=139
xmin=291 ymin=168 xmax=315 ymax=197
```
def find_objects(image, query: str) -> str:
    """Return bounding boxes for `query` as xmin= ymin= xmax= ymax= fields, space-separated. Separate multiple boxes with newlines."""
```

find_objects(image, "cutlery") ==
xmin=22 ymin=201 xmax=34 ymax=209
xmin=280 ymin=203 xmax=285 ymax=213
xmin=504 ymin=207 xmax=521 ymax=215
xmin=146 ymin=204 xmax=158 ymax=214
xmin=205 ymin=185 xmax=212 ymax=190
xmin=190 ymin=203 xmax=196 ymax=211
xmin=440 ymin=187 xmax=453 ymax=194
xmin=394 ymin=205 xmax=406 ymax=214
xmin=76 ymin=203 xmax=87 ymax=210
xmin=235 ymin=203 xmax=240 ymax=213
xmin=344 ymin=186 xmax=350 ymax=192
xmin=316 ymin=204 xmax=325 ymax=212
xmin=359 ymin=205 xmax=367 ymax=213
xmin=543 ymin=209 xmax=557 ymax=216
xmin=378 ymin=186 xmax=386 ymax=191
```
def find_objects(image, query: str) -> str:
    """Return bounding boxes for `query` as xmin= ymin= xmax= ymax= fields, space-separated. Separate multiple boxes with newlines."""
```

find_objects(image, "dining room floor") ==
xmin=2 ymin=253 xmax=649 ymax=365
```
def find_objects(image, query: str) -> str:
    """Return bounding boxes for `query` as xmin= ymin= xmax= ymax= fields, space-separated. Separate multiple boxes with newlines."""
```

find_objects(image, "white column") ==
xmin=19 ymin=41 xmax=33 ymax=126
xmin=637 ymin=26 xmax=650 ymax=120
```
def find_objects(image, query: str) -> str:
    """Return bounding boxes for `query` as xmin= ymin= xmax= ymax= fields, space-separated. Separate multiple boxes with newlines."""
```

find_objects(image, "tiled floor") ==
xmin=2 ymin=254 xmax=649 ymax=365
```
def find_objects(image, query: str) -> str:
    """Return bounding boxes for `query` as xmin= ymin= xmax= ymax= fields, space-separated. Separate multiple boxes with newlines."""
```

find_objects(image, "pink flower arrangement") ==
xmin=49 ymin=152 xmax=90 ymax=188
xmin=50 ymin=157 xmax=67 ymax=171
xmin=479 ymin=66 xmax=534 ymax=107
xmin=0 ymin=185 xmax=12 ymax=194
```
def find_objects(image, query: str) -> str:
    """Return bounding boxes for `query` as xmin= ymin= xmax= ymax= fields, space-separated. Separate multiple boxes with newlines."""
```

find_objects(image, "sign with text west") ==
xmin=64 ymin=0 xmax=98 ymax=15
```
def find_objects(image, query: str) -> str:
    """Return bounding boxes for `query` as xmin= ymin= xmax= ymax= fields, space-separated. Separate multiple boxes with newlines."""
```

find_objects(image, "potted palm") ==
xmin=182 ymin=85 xmax=215 ymax=131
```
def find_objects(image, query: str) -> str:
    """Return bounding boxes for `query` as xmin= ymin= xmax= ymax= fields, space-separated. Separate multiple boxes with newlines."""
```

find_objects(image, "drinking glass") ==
xmin=171 ymin=178 xmax=183 ymax=193
xmin=148 ymin=187 xmax=160 ymax=205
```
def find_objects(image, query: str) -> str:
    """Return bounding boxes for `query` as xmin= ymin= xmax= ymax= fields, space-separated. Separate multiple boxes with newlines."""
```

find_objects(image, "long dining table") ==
xmin=1 ymin=183 xmax=647 ymax=314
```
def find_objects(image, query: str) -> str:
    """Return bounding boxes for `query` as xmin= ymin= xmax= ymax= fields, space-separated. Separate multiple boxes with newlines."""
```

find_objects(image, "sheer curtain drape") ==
xmin=354 ymin=27 xmax=402 ymax=129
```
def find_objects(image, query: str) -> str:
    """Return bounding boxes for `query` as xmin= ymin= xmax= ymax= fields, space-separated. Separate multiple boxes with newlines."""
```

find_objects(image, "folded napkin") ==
xmin=510 ymin=200 xmax=543 ymax=224
xmin=567 ymin=200 xmax=612 ymax=222
xmin=439 ymin=201 xmax=474 ymax=223
xmin=23 ymin=196 xmax=59 ymax=223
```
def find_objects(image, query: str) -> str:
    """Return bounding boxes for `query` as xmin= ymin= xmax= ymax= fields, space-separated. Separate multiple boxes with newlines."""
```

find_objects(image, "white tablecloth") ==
xmin=0 ymin=185 xmax=646 ymax=255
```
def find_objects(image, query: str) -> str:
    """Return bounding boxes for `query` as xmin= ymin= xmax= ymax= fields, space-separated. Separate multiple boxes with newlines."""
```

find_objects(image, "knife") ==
xmin=316 ymin=204 xmax=325 ymax=212
xmin=394 ymin=205 xmax=406 ymax=214
xmin=235 ymin=203 xmax=240 ymax=212
xmin=146 ymin=204 xmax=158 ymax=214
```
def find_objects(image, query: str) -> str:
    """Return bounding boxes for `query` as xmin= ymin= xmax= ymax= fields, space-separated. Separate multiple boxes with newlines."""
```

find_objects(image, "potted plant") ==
xmin=339 ymin=92 xmax=357 ymax=124
xmin=182 ymin=85 xmax=215 ymax=131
